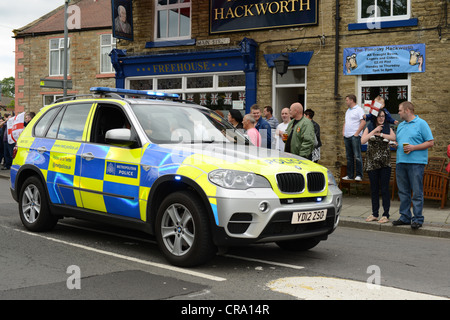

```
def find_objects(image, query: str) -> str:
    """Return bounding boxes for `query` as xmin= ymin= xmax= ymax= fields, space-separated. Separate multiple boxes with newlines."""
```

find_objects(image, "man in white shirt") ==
xmin=275 ymin=107 xmax=290 ymax=151
xmin=342 ymin=94 xmax=366 ymax=181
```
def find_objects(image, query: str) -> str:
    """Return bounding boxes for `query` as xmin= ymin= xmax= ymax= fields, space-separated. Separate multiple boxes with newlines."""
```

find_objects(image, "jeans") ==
xmin=367 ymin=167 xmax=391 ymax=218
xmin=396 ymin=163 xmax=425 ymax=224
xmin=3 ymin=141 xmax=15 ymax=169
xmin=344 ymin=136 xmax=363 ymax=179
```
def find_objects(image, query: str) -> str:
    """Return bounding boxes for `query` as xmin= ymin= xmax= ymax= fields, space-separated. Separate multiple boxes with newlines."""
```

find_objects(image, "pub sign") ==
xmin=210 ymin=0 xmax=318 ymax=33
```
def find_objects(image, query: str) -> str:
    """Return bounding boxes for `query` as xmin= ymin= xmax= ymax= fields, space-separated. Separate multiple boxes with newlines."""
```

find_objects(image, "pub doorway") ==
xmin=272 ymin=66 xmax=307 ymax=120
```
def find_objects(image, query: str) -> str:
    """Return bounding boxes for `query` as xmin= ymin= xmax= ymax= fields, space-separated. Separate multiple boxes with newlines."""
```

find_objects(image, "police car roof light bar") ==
xmin=90 ymin=87 xmax=180 ymax=99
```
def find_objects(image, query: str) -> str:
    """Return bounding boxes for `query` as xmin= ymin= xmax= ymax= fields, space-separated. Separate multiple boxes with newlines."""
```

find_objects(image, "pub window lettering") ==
xmin=155 ymin=0 xmax=191 ymax=40
xmin=358 ymin=0 xmax=410 ymax=23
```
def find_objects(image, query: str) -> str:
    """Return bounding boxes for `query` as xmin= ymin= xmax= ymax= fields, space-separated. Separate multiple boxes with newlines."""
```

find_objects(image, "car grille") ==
xmin=276 ymin=172 xmax=325 ymax=193
xmin=307 ymin=172 xmax=326 ymax=192
xmin=276 ymin=173 xmax=305 ymax=193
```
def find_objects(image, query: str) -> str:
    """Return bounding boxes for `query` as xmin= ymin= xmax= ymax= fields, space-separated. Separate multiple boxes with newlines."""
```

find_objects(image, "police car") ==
xmin=10 ymin=87 xmax=342 ymax=267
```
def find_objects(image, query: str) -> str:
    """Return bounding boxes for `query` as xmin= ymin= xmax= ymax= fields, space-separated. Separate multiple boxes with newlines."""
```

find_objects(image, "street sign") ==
xmin=40 ymin=79 xmax=73 ymax=89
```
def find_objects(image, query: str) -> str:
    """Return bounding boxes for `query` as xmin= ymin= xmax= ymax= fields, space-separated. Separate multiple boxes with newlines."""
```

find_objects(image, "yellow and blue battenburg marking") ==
xmin=12 ymin=104 xmax=328 ymax=227
xmin=12 ymin=134 xmax=198 ymax=222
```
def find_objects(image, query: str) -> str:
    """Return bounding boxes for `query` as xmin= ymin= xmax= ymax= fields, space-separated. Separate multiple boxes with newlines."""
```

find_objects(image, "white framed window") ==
xmin=155 ymin=0 xmax=191 ymax=41
xmin=43 ymin=94 xmax=74 ymax=106
xmin=126 ymin=71 xmax=245 ymax=110
xmin=272 ymin=66 xmax=307 ymax=118
xmin=49 ymin=38 xmax=70 ymax=76
xmin=358 ymin=0 xmax=410 ymax=23
xmin=100 ymin=34 xmax=116 ymax=73
xmin=357 ymin=73 xmax=411 ymax=122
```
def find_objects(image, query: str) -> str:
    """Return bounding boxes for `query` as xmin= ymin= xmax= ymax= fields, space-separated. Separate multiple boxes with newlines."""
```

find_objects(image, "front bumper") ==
xmin=210 ymin=185 xmax=342 ymax=246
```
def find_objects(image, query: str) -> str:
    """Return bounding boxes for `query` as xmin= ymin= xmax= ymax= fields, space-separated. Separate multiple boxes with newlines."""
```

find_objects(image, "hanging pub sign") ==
xmin=112 ymin=0 xmax=133 ymax=41
xmin=210 ymin=0 xmax=318 ymax=34
xmin=344 ymin=44 xmax=426 ymax=76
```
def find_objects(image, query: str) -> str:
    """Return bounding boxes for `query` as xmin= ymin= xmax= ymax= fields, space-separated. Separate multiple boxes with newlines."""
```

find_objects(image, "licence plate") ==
xmin=291 ymin=209 xmax=327 ymax=224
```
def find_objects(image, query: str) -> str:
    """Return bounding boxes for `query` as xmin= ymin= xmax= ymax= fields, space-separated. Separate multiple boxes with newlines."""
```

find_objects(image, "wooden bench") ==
xmin=423 ymin=157 xmax=449 ymax=209
xmin=423 ymin=170 xmax=449 ymax=209
xmin=425 ymin=157 xmax=446 ymax=171
xmin=339 ymin=155 xmax=397 ymax=200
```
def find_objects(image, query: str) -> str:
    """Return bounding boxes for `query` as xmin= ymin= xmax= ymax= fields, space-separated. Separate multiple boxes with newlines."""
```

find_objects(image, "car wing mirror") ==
xmin=105 ymin=128 xmax=135 ymax=147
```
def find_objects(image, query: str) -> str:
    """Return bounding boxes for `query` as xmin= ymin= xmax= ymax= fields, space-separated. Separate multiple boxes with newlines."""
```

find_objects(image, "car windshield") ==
xmin=132 ymin=103 xmax=249 ymax=145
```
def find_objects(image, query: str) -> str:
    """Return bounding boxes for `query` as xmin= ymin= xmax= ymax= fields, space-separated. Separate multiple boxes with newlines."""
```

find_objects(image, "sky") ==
xmin=0 ymin=0 xmax=64 ymax=80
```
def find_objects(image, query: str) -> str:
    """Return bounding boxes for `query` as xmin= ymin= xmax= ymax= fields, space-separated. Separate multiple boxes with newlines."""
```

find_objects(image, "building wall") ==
xmin=15 ymin=29 xmax=115 ymax=114
xmin=117 ymin=0 xmax=449 ymax=174
xmin=338 ymin=0 xmax=450 ymax=168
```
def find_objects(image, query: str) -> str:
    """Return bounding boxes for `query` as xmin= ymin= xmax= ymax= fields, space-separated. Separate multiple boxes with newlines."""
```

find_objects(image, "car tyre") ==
xmin=19 ymin=176 xmax=57 ymax=232
xmin=276 ymin=237 xmax=321 ymax=251
xmin=155 ymin=191 xmax=216 ymax=267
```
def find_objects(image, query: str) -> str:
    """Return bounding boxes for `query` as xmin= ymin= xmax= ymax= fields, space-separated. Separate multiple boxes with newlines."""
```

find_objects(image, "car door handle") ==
xmin=36 ymin=146 xmax=47 ymax=154
xmin=81 ymin=152 xmax=95 ymax=161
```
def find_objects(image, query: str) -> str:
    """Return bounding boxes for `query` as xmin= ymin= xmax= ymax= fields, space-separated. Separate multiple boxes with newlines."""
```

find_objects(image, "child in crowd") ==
xmin=364 ymin=96 xmax=398 ymax=143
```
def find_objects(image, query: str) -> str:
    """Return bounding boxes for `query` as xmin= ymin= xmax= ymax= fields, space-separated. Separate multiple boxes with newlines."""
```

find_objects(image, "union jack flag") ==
xmin=210 ymin=93 xmax=219 ymax=105
xmin=238 ymin=91 xmax=245 ymax=101
xmin=397 ymin=86 xmax=407 ymax=100
xmin=361 ymin=87 xmax=371 ymax=101
xmin=186 ymin=94 xmax=194 ymax=102
xmin=224 ymin=92 xmax=232 ymax=105
xmin=379 ymin=87 xmax=389 ymax=100
xmin=199 ymin=93 xmax=207 ymax=105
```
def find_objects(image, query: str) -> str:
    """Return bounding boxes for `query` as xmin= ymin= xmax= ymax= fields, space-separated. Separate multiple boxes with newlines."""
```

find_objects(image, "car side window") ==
xmin=90 ymin=103 xmax=135 ymax=146
xmin=46 ymin=108 xmax=65 ymax=139
xmin=33 ymin=107 xmax=61 ymax=137
xmin=51 ymin=103 xmax=92 ymax=141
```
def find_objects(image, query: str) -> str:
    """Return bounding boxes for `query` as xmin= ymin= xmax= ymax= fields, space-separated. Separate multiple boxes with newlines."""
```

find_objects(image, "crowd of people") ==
xmin=228 ymin=103 xmax=322 ymax=162
xmin=0 ymin=111 xmax=35 ymax=170
xmin=342 ymin=94 xmax=435 ymax=229
xmin=230 ymin=95 xmax=439 ymax=230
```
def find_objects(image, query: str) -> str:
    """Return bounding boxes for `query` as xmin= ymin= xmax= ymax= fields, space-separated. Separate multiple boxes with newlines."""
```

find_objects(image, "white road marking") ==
xmin=10 ymin=227 xmax=226 ymax=282
xmin=58 ymin=222 xmax=157 ymax=244
xmin=267 ymin=277 xmax=449 ymax=300
xmin=224 ymin=254 xmax=305 ymax=270
xmin=59 ymin=222 xmax=306 ymax=270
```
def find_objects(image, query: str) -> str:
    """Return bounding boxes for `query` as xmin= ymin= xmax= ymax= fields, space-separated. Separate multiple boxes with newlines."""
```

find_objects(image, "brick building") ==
xmin=13 ymin=0 xmax=115 ymax=113
xmin=112 ymin=0 xmax=450 ymax=173
xmin=14 ymin=0 xmax=450 ymax=175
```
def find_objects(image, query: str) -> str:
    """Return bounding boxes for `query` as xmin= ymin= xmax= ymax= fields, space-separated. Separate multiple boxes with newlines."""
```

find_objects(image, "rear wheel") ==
xmin=155 ymin=191 xmax=216 ymax=267
xmin=19 ymin=176 xmax=57 ymax=232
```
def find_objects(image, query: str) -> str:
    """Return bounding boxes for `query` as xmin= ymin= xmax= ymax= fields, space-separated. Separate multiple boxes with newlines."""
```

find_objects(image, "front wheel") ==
xmin=19 ymin=176 xmax=57 ymax=232
xmin=155 ymin=191 xmax=216 ymax=267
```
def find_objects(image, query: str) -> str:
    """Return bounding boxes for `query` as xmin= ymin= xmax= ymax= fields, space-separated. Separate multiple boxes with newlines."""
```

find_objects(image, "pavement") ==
xmin=1 ymin=168 xmax=449 ymax=239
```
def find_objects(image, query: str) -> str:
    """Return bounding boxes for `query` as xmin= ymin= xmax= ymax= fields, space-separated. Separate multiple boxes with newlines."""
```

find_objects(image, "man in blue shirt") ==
xmin=393 ymin=101 xmax=434 ymax=229
xmin=251 ymin=104 xmax=272 ymax=149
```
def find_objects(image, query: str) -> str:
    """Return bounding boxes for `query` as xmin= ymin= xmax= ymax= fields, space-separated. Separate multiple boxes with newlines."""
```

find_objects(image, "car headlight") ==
xmin=327 ymin=170 xmax=337 ymax=186
xmin=208 ymin=169 xmax=271 ymax=189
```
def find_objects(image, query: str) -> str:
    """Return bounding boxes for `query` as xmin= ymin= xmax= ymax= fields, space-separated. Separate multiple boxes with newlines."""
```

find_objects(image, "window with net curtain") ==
xmin=49 ymin=38 xmax=70 ymax=76
xmin=100 ymin=34 xmax=116 ymax=73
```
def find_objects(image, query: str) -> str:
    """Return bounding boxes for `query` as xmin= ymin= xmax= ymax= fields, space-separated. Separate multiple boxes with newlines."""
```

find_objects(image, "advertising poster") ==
xmin=344 ymin=44 xmax=425 ymax=76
